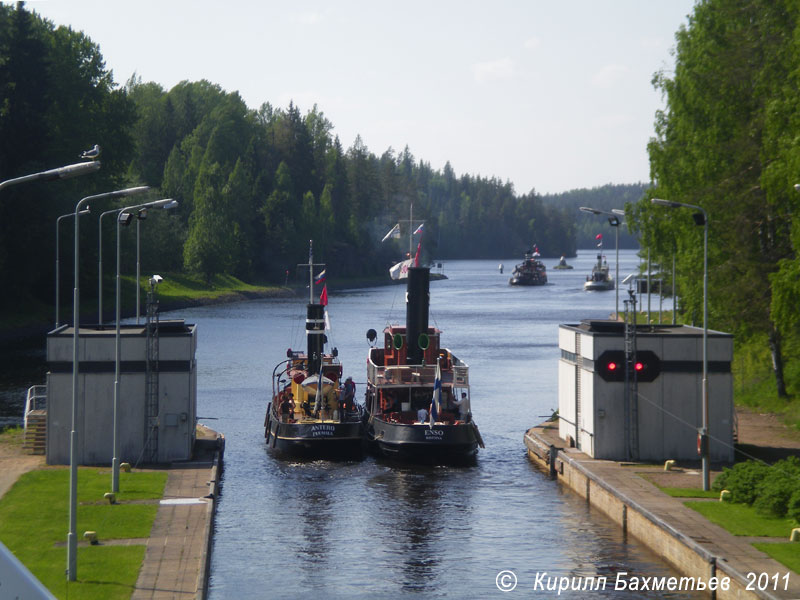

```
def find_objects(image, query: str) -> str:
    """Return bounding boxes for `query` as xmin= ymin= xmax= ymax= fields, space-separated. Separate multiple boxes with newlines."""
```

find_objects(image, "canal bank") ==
xmin=132 ymin=425 xmax=224 ymax=600
xmin=524 ymin=415 xmax=799 ymax=600
xmin=0 ymin=425 xmax=223 ymax=599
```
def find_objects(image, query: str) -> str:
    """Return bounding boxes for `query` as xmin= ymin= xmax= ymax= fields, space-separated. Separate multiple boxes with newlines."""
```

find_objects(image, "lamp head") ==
xmin=579 ymin=206 xmax=600 ymax=215
xmin=651 ymin=198 xmax=682 ymax=208
xmin=148 ymin=198 xmax=177 ymax=210
xmin=118 ymin=212 xmax=134 ymax=227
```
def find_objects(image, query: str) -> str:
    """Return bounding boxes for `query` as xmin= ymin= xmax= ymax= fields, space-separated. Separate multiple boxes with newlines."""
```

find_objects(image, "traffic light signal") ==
xmin=597 ymin=350 xmax=661 ymax=382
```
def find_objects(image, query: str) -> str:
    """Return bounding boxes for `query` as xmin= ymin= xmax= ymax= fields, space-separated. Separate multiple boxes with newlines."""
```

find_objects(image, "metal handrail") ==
xmin=367 ymin=351 xmax=469 ymax=387
xmin=24 ymin=385 xmax=47 ymax=430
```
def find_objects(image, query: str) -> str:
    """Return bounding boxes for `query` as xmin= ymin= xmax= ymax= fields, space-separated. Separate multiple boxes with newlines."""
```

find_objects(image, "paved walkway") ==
xmin=525 ymin=422 xmax=800 ymax=600
xmin=132 ymin=431 xmax=222 ymax=600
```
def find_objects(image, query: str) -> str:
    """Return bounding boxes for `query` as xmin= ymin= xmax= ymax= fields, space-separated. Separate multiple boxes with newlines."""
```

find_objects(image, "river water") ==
xmin=0 ymin=249 xmax=699 ymax=599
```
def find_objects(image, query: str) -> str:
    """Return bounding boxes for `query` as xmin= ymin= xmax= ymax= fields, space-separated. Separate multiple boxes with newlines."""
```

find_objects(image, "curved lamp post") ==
xmin=112 ymin=199 xmax=177 ymax=494
xmin=0 ymin=160 xmax=100 ymax=192
xmin=651 ymin=197 xmax=709 ymax=491
xmin=56 ymin=209 xmax=91 ymax=328
xmin=580 ymin=206 xmax=622 ymax=319
xmin=68 ymin=185 xmax=149 ymax=581
xmin=98 ymin=207 xmax=129 ymax=326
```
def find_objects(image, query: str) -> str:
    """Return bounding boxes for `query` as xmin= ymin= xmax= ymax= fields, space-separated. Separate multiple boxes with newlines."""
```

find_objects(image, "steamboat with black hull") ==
xmin=364 ymin=266 xmax=484 ymax=463
xmin=509 ymin=247 xmax=547 ymax=286
xmin=264 ymin=242 xmax=364 ymax=459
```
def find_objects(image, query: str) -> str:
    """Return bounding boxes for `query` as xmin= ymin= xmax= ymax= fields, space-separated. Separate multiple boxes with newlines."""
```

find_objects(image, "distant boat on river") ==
xmin=552 ymin=255 xmax=573 ymax=270
xmin=509 ymin=246 xmax=547 ymax=286
xmin=584 ymin=240 xmax=615 ymax=291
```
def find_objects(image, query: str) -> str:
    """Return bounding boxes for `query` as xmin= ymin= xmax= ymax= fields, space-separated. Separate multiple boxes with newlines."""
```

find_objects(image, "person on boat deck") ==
xmin=417 ymin=406 xmax=428 ymax=423
xmin=280 ymin=393 xmax=295 ymax=422
xmin=343 ymin=376 xmax=355 ymax=409
xmin=300 ymin=398 xmax=313 ymax=418
xmin=454 ymin=392 xmax=471 ymax=422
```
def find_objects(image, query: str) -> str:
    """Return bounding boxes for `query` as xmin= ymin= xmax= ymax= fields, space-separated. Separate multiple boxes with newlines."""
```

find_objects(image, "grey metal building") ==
xmin=45 ymin=320 xmax=197 ymax=465
xmin=558 ymin=320 xmax=734 ymax=463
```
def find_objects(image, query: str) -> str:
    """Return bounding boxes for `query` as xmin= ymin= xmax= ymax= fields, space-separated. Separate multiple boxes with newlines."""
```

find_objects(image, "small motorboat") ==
xmin=552 ymin=255 xmax=573 ymax=270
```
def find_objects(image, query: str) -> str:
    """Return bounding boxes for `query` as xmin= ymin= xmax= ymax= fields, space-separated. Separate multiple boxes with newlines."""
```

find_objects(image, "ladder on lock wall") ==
xmin=144 ymin=284 xmax=160 ymax=463
xmin=623 ymin=290 xmax=639 ymax=461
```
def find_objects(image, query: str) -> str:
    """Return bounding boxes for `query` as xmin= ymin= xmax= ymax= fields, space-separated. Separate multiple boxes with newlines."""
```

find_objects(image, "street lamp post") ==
xmin=68 ymin=185 xmax=149 ymax=581
xmin=98 ymin=208 xmax=127 ymax=326
xmin=580 ymin=206 xmax=622 ymax=319
xmin=112 ymin=199 xmax=177 ymax=494
xmin=651 ymin=197 xmax=710 ymax=491
xmin=0 ymin=161 xmax=100 ymax=192
xmin=135 ymin=210 xmax=146 ymax=324
xmin=55 ymin=209 xmax=90 ymax=328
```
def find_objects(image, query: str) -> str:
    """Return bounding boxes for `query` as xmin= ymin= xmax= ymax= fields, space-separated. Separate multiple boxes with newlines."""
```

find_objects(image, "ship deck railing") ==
xmin=367 ymin=354 xmax=469 ymax=388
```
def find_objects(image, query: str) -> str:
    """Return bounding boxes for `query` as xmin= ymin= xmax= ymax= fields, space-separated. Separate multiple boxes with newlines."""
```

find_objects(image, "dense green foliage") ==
xmin=629 ymin=0 xmax=800 ymax=400
xmin=0 ymin=3 xmax=577 ymax=322
xmin=713 ymin=457 xmax=800 ymax=520
xmin=540 ymin=183 xmax=647 ymax=249
xmin=0 ymin=2 xmax=136 ymax=314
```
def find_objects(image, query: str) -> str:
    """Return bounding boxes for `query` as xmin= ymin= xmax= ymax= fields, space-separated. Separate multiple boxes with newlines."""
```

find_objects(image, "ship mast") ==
xmin=297 ymin=239 xmax=325 ymax=304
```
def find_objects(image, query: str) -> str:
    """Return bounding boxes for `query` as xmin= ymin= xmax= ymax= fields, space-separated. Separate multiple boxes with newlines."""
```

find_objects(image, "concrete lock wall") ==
xmin=45 ymin=322 xmax=197 ymax=465
xmin=524 ymin=437 xmax=763 ymax=600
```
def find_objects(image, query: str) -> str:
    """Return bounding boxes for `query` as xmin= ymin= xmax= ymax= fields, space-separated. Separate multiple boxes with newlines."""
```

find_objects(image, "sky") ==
xmin=22 ymin=0 xmax=696 ymax=195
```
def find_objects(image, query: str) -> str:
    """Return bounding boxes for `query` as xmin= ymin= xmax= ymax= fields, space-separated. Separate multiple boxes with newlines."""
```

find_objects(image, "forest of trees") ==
xmin=630 ymin=0 xmax=800 ymax=400
xmin=541 ymin=183 xmax=647 ymax=249
xmin=0 ymin=2 xmax=612 ymax=322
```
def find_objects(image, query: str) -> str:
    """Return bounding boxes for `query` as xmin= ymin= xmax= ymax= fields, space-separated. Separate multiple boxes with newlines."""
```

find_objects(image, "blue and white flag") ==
xmin=413 ymin=223 xmax=425 ymax=235
xmin=429 ymin=358 xmax=441 ymax=428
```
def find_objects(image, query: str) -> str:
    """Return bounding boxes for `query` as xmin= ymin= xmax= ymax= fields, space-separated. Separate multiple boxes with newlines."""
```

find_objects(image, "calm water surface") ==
xmin=1 ymin=250 xmax=697 ymax=599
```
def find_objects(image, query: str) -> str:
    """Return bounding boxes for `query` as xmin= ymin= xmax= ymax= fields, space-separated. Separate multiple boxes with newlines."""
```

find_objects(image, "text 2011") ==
xmin=745 ymin=572 xmax=790 ymax=592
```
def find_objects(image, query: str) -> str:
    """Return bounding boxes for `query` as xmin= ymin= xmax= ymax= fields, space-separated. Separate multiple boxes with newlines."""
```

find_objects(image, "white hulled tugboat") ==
xmin=583 ymin=240 xmax=615 ymax=291
xmin=364 ymin=266 xmax=484 ymax=463
xmin=264 ymin=241 xmax=364 ymax=459
xmin=508 ymin=246 xmax=547 ymax=286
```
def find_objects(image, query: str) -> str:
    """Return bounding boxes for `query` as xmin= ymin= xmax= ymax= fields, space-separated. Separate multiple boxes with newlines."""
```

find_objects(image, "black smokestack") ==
xmin=406 ymin=267 xmax=430 ymax=365
xmin=307 ymin=303 xmax=325 ymax=374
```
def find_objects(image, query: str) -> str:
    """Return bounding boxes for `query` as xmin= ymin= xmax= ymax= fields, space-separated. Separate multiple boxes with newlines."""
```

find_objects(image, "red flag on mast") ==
xmin=414 ymin=242 xmax=421 ymax=267
xmin=320 ymin=284 xmax=328 ymax=307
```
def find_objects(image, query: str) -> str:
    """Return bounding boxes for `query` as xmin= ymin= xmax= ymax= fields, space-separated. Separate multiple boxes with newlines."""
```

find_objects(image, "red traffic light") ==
xmin=597 ymin=350 xmax=661 ymax=382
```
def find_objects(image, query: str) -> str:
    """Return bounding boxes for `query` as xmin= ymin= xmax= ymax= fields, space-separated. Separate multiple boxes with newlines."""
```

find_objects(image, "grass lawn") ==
xmin=0 ymin=467 xmax=167 ymax=600
xmin=658 ymin=487 xmax=719 ymax=498
xmin=146 ymin=272 xmax=277 ymax=303
xmin=752 ymin=542 xmax=800 ymax=574
xmin=685 ymin=501 xmax=797 ymax=537
xmin=0 ymin=425 xmax=24 ymax=444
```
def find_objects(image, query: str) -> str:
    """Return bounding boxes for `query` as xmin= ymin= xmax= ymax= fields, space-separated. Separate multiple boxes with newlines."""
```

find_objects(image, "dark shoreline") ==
xmin=0 ymin=275 xmax=401 ymax=347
